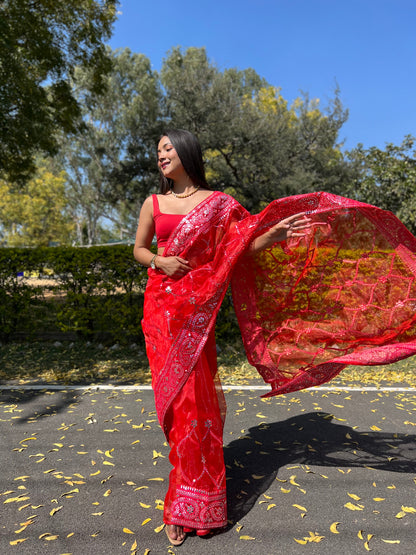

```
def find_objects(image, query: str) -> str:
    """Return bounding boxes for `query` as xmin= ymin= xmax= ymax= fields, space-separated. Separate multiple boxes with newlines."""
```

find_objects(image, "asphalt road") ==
xmin=1 ymin=383 xmax=415 ymax=554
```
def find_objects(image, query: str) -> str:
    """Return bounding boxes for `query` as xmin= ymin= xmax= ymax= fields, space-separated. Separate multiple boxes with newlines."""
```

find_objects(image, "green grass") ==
xmin=1 ymin=339 xmax=416 ymax=388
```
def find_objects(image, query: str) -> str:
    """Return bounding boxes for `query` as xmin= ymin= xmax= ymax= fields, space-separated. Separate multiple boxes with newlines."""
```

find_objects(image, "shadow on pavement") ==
xmin=224 ymin=411 xmax=416 ymax=526
xmin=0 ymin=388 xmax=82 ymax=421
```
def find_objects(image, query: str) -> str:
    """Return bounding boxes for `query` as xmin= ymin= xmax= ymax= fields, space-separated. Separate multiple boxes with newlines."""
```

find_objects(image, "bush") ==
xmin=0 ymin=246 xmax=147 ymax=343
xmin=0 ymin=246 xmax=242 ymax=345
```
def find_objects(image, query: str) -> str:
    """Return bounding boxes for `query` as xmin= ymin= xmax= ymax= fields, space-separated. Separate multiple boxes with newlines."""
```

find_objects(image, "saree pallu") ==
xmin=142 ymin=190 xmax=416 ymax=529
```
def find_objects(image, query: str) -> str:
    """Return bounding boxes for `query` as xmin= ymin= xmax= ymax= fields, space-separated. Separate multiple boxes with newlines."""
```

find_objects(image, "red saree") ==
xmin=142 ymin=190 xmax=416 ymax=530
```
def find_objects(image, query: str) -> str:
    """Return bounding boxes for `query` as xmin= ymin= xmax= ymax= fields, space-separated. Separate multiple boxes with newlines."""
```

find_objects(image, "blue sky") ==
xmin=108 ymin=0 xmax=416 ymax=151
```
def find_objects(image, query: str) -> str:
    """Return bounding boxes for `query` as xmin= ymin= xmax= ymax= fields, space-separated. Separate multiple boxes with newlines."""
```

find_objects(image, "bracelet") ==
xmin=150 ymin=254 xmax=158 ymax=269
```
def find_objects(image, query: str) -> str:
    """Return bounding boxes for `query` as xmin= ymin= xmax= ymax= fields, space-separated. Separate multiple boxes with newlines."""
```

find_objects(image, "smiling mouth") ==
xmin=161 ymin=162 xmax=170 ymax=169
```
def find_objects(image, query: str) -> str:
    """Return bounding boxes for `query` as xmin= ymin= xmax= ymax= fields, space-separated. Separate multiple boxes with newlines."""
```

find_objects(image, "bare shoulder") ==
xmin=141 ymin=195 xmax=154 ymax=210
xmin=139 ymin=195 xmax=155 ymax=220
xmin=200 ymin=189 xmax=217 ymax=200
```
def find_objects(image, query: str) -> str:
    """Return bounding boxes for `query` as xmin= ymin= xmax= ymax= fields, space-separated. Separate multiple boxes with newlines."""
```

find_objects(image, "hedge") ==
xmin=0 ymin=246 xmax=238 ymax=344
xmin=1 ymin=244 xmax=386 ymax=344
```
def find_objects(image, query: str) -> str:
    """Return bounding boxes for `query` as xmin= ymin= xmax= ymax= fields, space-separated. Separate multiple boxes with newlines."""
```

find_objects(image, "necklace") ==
xmin=171 ymin=186 xmax=200 ymax=199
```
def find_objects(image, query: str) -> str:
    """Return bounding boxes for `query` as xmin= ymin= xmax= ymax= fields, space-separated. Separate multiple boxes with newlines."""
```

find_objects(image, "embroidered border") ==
xmin=168 ymin=485 xmax=227 ymax=528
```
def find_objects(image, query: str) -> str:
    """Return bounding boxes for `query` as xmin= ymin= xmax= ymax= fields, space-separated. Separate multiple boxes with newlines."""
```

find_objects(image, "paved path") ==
xmin=1 ymin=384 xmax=415 ymax=554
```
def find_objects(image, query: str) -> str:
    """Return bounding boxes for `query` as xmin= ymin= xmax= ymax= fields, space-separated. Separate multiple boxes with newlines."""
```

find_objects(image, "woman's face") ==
xmin=157 ymin=136 xmax=185 ymax=181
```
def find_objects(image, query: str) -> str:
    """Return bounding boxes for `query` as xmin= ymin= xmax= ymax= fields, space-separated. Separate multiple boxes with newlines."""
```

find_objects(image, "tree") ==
xmin=161 ymin=47 xmax=357 ymax=212
xmin=0 ymin=0 xmax=118 ymax=182
xmin=0 ymin=162 xmax=74 ymax=246
xmin=58 ymin=48 xmax=164 ymax=244
xmin=347 ymin=136 xmax=416 ymax=234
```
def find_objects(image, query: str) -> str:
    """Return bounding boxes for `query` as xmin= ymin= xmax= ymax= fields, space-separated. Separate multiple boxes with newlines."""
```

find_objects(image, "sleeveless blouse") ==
xmin=152 ymin=194 xmax=185 ymax=248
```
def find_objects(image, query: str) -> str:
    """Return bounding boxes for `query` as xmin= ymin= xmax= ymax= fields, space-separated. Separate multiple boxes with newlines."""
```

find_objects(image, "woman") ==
xmin=134 ymin=129 xmax=416 ymax=545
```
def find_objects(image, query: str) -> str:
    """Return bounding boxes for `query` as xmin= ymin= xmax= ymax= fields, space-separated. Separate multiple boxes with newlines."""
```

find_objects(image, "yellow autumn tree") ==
xmin=0 ymin=162 xmax=74 ymax=246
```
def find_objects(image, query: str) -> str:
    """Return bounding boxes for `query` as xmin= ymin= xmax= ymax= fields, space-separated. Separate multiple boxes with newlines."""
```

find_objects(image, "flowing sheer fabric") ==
xmin=142 ymin=191 xmax=416 ymax=530
xmin=232 ymin=192 xmax=416 ymax=396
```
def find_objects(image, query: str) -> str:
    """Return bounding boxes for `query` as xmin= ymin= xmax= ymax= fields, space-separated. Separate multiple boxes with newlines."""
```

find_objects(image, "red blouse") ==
xmin=153 ymin=195 xmax=185 ymax=248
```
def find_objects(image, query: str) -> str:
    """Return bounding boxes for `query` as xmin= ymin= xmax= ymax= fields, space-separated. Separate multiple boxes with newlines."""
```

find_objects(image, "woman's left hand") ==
xmin=251 ymin=212 xmax=312 ymax=253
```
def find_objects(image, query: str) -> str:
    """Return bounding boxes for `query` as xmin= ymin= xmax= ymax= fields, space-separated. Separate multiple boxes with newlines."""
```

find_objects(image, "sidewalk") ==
xmin=1 ymin=383 xmax=415 ymax=554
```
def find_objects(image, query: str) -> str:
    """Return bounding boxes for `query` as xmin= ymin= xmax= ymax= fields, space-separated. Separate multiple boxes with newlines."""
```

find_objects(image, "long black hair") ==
xmin=158 ymin=129 xmax=210 ymax=194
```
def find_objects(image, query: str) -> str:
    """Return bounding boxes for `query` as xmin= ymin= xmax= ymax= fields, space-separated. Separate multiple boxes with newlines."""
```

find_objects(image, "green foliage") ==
xmin=58 ymin=48 xmax=164 ymax=244
xmin=347 ymin=136 xmax=416 ymax=234
xmin=161 ymin=47 xmax=356 ymax=212
xmin=53 ymin=46 xmax=356 ymax=240
xmin=0 ymin=245 xmax=147 ymax=343
xmin=0 ymin=247 xmax=45 ymax=340
xmin=0 ymin=245 xmax=242 ymax=346
xmin=0 ymin=162 xmax=75 ymax=246
xmin=0 ymin=0 xmax=118 ymax=182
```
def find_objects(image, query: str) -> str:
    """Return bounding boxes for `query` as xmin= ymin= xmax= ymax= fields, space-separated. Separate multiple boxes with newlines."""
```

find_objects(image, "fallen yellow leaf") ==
xmin=39 ymin=533 xmax=59 ymax=540
xmin=293 ymin=504 xmax=307 ymax=512
xmin=154 ymin=524 xmax=165 ymax=533
xmin=344 ymin=502 xmax=364 ymax=511
xmin=4 ymin=495 xmax=30 ymax=504
xmin=330 ymin=522 xmax=340 ymax=534
xmin=402 ymin=505 xmax=416 ymax=513
xmin=61 ymin=488 xmax=79 ymax=497
xmin=10 ymin=538 xmax=28 ymax=545
xmin=240 ymin=535 xmax=255 ymax=540
xmin=123 ymin=528 xmax=134 ymax=534
xmin=307 ymin=531 xmax=325 ymax=543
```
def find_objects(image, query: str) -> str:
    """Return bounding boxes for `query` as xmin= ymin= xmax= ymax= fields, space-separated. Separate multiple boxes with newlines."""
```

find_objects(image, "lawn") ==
xmin=1 ymin=339 xmax=416 ymax=388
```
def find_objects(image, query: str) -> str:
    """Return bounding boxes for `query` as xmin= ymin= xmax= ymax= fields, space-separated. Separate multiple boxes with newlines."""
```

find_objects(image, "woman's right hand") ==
xmin=156 ymin=256 xmax=192 ymax=278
